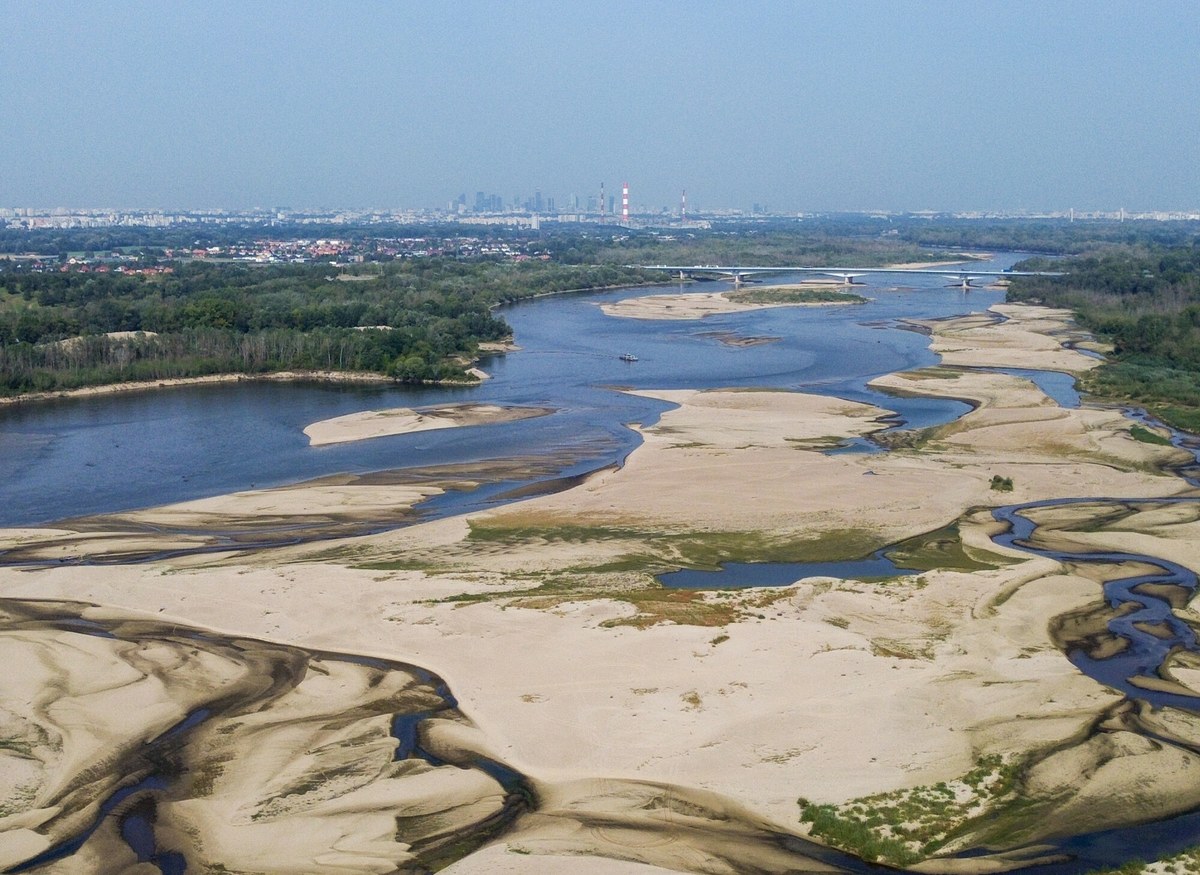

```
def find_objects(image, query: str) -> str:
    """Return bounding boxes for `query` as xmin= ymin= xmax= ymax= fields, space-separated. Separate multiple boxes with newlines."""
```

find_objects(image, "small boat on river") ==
xmin=619 ymin=353 xmax=639 ymax=362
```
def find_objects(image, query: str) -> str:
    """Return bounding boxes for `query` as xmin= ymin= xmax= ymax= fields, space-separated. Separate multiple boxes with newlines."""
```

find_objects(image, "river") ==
xmin=8 ymin=254 xmax=1200 ymax=874
xmin=0 ymin=255 xmax=1024 ymax=527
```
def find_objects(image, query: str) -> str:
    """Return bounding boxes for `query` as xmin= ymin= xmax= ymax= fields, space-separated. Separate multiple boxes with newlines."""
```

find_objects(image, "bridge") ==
xmin=632 ymin=264 xmax=1066 ymax=289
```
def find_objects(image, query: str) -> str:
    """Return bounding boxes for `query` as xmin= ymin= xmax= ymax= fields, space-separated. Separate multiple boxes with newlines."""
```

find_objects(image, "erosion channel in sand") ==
xmin=1 ymin=302 xmax=1199 ymax=874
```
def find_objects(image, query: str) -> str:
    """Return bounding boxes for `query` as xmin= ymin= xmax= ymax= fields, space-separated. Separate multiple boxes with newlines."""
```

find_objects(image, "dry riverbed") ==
xmin=1 ymin=304 xmax=1197 ymax=873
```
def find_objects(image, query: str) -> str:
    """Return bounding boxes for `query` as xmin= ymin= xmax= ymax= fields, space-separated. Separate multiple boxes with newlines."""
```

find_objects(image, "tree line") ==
xmin=0 ymin=258 xmax=654 ymax=395
xmin=1008 ymin=243 xmax=1200 ymax=431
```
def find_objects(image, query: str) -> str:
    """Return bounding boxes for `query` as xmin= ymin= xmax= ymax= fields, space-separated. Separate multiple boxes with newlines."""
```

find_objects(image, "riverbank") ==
xmin=1 ymin=303 xmax=1197 ymax=873
xmin=0 ymin=368 xmax=474 ymax=407
xmin=0 ymin=341 xmax=535 ymax=408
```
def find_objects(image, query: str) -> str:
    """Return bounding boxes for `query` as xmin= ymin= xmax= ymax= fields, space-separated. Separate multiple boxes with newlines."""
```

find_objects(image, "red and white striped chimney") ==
xmin=681 ymin=189 xmax=687 ymax=220
xmin=621 ymin=181 xmax=629 ymax=224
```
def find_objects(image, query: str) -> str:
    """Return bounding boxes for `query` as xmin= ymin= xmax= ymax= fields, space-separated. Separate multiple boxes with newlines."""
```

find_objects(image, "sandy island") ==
xmin=602 ymin=284 xmax=863 ymax=321
xmin=304 ymin=402 xmax=553 ymax=446
xmin=1 ymin=304 xmax=1198 ymax=874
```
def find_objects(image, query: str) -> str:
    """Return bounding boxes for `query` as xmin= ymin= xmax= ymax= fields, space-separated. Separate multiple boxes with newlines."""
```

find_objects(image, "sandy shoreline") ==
xmin=0 ymin=369 xmax=417 ymax=407
xmin=304 ymin=402 xmax=553 ymax=446
xmin=884 ymin=254 xmax=991 ymax=270
xmin=1 ymin=303 xmax=1198 ymax=873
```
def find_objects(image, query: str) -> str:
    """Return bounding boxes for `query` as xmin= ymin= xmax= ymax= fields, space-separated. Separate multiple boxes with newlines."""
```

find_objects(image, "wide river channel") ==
xmin=0 ymin=255 xmax=1026 ymax=527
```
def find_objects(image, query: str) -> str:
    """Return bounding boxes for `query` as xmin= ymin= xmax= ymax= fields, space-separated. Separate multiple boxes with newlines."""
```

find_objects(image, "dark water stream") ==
xmin=0 ymin=600 xmax=538 ymax=875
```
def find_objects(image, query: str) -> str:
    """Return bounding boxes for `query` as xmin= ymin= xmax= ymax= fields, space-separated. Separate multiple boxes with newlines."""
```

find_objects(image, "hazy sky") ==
xmin=3 ymin=1 xmax=1197 ymax=213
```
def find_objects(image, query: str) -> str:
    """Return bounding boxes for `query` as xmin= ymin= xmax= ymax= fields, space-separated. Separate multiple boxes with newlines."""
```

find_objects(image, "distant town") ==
xmin=3 ymin=198 xmax=1199 ymax=235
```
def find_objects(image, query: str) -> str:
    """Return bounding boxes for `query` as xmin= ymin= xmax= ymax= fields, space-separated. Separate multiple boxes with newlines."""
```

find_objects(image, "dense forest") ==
xmin=1009 ymin=244 xmax=1200 ymax=430
xmin=0 ymin=259 xmax=653 ymax=395
xmin=894 ymin=218 xmax=1200 ymax=255
xmin=0 ymin=222 xmax=473 ymax=256
xmin=555 ymin=227 xmax=964 ymax=267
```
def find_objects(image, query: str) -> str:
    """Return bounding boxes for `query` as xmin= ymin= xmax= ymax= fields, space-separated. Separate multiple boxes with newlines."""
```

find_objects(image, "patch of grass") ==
xmin=800 ymin=804 xmax=922 ymax=866
xmin=990 ymin=475 xmax=1014 ymax=492
xmin=1130 ymin=424 xmax=1174 ymax=446
xmin=425 ymin=576 xmax=583 ymax=606
xmin=896 ymin=367 xmax=963 ymax=381
xmin=1084 ymin=845 xmax=1200 ymax=875
xmin=601 ymin=588 xmax=741 ymax=629
xmin=355 ymin=557 xmax=444 ymax=572
xmin=1080 ymin=361 xmax=1200 ymax=434
xmin=785 ymin=435 xmax=848 ymax=449
xmin=884 ymin=523 xmax=1012 ymax=573
xmin=726 ymin=288 xmax=868 ymax=305
xmin=466 ymin=518 xmax=885 ymax=570
xmin=1157 ymin=406 xmax=1200 ymax=434
xmin=427 ymin=569 xmax=797 ymax=629
xmin=798 ymin=754 xmax=1022 ymax=865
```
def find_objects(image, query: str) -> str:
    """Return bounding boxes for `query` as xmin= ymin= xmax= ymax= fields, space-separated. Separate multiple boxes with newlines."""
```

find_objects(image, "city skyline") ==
xmin=4 ymin=1 xmax=1198 ymax=213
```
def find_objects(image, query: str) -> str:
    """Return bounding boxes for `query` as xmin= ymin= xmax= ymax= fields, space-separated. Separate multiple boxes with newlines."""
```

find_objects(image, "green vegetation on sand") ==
xmin=724 ymin=287 xmax=868 ymax=305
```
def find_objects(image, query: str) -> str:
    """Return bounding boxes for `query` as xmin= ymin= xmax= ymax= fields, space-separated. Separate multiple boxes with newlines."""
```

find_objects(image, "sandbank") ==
xmin=601 ymin=285 xmax=861 ymax=321
xmin=923 ymin=304 xmax=1104 ymax=373
xmin=304 ymin=402 xmax=552 ymax=446
xmin=1 ymin=303 xmax=1198 ymax=873
xmin=884 ymin=254 xmax=990 ymax=270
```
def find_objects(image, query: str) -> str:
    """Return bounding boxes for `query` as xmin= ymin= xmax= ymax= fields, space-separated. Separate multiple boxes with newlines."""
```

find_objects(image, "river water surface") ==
xmin=0 ymin=255 xmax=1026 ymax=526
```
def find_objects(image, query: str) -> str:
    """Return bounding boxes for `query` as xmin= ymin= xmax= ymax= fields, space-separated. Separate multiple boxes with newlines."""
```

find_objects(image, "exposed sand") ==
xmin=884 ymin=255 xmax=989 ymax=270
xmin=601 ymin=285 xmax=860 ymax=321
xmin=304 ymin=402 xmax=552 ymax=446
xmin=923 ymin=304 xmax=1104 ymax=373
xmin=1 ymin=304 xmax=1197 ymax=873
xmin=0 ymin=370 xmax=398 ymax=407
